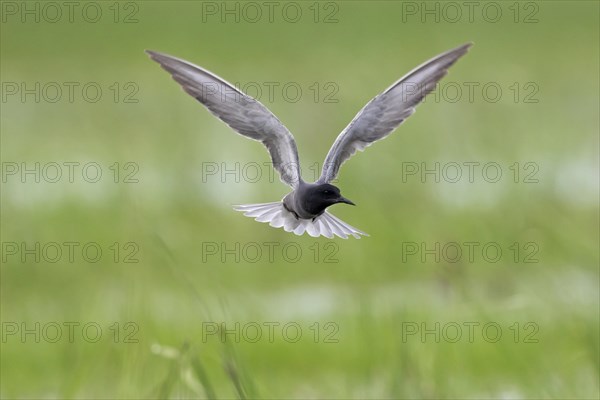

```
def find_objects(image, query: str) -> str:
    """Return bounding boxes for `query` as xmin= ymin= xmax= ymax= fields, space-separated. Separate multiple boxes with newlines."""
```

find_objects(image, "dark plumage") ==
xmin=283 ymin=183 xmax=354 ymax=220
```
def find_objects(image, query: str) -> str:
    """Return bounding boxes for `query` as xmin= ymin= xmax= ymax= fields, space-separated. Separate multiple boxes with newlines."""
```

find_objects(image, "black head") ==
xmin=302 ymin=183 xmax=355 ymax=216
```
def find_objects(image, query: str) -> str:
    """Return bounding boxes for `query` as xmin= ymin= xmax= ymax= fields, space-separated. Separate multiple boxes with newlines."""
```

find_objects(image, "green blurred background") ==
xmin=1 ymin=1 xmax=598 ymax=398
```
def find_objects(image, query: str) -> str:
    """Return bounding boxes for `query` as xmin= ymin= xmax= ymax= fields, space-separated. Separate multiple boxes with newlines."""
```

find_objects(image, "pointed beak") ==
xmin=338 ymin=196 xmax=355 ymax=206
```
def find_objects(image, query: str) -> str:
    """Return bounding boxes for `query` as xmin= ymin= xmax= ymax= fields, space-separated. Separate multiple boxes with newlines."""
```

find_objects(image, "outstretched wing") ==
xmin=146 ymin=50 xmax=302 ymax=188
xmin=318 ymin=43 xmax=472 ymax=183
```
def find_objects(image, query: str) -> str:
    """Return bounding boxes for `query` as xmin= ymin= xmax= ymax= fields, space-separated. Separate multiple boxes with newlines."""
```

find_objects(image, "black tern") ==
xmin=147 ymin=43 xmax=471 ymax=239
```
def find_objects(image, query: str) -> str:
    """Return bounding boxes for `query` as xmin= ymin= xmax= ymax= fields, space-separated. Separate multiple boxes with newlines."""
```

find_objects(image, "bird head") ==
xmin=304 ymin=183 xmax=355 ymax=215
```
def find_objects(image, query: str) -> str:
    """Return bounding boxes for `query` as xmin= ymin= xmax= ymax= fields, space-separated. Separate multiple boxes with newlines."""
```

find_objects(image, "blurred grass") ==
xmin=1 ymin=1 xmax=599 ymax=399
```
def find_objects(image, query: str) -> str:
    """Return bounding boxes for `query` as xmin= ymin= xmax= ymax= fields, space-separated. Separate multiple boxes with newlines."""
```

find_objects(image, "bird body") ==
xmin=147 ymin=43 xmax=472 ymax=238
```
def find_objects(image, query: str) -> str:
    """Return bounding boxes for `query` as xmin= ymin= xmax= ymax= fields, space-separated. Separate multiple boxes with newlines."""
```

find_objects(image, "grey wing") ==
xmin=146 ymin=50 xmax=302 ymax=188
xmin=318 ymin=43 xmax=472 ymax=184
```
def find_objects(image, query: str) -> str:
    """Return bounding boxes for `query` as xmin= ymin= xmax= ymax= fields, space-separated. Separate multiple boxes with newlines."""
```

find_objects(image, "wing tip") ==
xmin=145 ymin=49 xmax=162 ymax=60
xmin=447 ymin=42 xmax=474 ymax=59
xmin=444 ymin=41 xmax=474 ymax=60
xmin=145 ymin=50 xmax=176 ymax=68
xmin=144 ymin=49 xmax=191 ymax=70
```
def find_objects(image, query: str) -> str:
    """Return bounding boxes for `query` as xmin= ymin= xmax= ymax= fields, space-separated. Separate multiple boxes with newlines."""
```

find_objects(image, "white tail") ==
xmin=233 ymin=202 xmax=368 ymax=239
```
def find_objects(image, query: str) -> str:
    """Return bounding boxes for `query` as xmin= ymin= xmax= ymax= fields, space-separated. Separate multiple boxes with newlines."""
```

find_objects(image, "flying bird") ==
xmin=146 ymin=43 xmax=472 ymax=239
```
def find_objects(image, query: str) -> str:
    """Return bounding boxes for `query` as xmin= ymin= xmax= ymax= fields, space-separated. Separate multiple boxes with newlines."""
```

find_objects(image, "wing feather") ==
xmin=318 ymin=43 xmax=472 ymax=183
xmin=146 ymin=50 xmax=302 ymax=188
